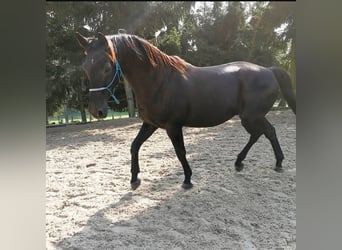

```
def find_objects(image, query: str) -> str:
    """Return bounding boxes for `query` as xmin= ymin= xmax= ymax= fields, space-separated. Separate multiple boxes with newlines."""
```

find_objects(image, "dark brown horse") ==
xmin=76 ymin=32 xmax=296 ymax=190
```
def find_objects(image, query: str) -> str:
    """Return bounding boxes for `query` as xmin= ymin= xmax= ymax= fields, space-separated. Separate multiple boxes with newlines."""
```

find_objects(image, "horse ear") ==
xmin=76 ymin=32 xmax=90 ymax=52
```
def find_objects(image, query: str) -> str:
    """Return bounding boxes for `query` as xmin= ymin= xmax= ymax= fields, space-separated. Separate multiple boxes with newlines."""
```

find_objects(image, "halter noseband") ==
xmin=88 ymin=37 xmax=123 ymax=104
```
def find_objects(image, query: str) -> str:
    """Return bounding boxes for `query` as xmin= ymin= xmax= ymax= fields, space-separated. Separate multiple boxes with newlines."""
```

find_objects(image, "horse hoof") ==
xmin=182 ymin=182 xmax=193 ymax=189
xmin=131 ymin=179 xmax=141 ymax=190
xmin=235 ymin=163 xmax=244 ymax=172
xmin=274 ymin=167 xmax=284 ymax=173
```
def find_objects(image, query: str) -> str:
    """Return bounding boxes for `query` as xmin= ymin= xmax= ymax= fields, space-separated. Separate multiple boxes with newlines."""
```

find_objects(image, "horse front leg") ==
xmin=130 ymin=122 xmax=157 ymax=190
xmin=166 ymin=126 xmax=193 ymax=189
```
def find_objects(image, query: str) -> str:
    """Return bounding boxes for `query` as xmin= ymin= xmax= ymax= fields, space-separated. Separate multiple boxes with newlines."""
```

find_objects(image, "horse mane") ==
xmin=114 ymin=34 xmax=187 ymax=74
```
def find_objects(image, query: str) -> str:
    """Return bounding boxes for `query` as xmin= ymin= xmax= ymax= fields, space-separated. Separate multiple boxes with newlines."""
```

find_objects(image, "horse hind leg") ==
xmin=235 ymin=118 xmax=263 ymax=171
xmin=261 ymin=117 xmax=284 ymax=172
xmin=236 ymin=117 xmax=284 ymax=172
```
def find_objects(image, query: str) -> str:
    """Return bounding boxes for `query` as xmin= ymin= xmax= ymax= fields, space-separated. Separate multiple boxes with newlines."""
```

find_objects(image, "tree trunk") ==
xmin=290 ymin=39 xmax=296 ymax=94
xmin=80 ymin=107 xmax=87 ymax=123
xmin=123 ymin=79 xmax=135 ymax=118
xmin=79 ymin=76 xmax=87 ymax=123
xmin=277 ymin=98 xmax=286 ymax=107
xmin=64 ymin=104 xmax=69 ymax=124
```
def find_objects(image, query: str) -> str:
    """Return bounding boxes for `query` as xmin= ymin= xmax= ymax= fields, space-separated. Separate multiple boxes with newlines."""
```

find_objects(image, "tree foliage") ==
xmin=46 ymin=1 xmax=295 ymax=121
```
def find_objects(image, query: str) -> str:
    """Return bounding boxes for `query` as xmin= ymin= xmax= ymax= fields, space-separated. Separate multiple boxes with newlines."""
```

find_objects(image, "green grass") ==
xmin=47 ymin=109 xmax=131 ymax=125
xmin=271 ymin=106 xmax=291 ymax=111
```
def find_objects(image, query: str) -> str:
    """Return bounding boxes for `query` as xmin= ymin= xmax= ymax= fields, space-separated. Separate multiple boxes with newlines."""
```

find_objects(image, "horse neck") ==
xmin=116 ymin=45 xmax=163 ymax=100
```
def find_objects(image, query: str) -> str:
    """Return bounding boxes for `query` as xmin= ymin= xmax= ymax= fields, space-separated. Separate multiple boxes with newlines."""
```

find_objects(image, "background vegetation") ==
xmin=46 ymin=1 xmax=295 ymax=124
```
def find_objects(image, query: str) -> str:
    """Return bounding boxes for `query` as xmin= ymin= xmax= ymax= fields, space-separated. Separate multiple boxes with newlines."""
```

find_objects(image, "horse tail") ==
xmin=270 ymin=67 xmax=296 ymax=115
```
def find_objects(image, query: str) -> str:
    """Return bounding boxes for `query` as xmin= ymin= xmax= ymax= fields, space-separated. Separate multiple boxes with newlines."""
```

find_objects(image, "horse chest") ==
xmin=137 ymin=103 xmax=169 ymax=128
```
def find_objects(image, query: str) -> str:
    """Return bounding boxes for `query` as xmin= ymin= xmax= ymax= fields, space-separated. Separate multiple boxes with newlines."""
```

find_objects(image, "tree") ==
xmin=46 ymin=3 xmax=92 ymax=122
xmin=46 ymin=2 xmax=194 ymax=122
xmin=46 ymin=2 xmax=296 ymax=122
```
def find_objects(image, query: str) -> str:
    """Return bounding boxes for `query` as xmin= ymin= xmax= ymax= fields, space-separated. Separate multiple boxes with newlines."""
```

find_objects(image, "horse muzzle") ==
xmin=88 ymin=95 xmax=108 ymax=119
xmin=89 ymin=106 xmax=108 ymax=119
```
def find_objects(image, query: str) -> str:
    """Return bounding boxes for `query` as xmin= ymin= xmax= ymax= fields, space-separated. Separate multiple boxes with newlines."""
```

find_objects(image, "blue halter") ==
xmin=89 ymin=60 xmax=123 ymax=104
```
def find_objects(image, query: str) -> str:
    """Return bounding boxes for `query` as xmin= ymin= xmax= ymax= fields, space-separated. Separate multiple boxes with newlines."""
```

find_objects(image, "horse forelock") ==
xmin=115 ymin=34 xmax=187 ymax=74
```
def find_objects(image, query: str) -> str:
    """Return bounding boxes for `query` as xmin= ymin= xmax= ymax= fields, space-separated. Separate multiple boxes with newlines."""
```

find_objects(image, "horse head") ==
xmin=76 ymin=32 xmax=121 ymax=119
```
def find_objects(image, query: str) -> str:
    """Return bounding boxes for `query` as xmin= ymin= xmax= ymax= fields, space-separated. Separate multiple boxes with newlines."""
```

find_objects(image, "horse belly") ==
xmin=186 ymin=116 xmax=234 ymax=127
xmin=185 ymin=100 xmax=238 ymax=127
xmin=184 ymin=82 xmax=239 ymax=127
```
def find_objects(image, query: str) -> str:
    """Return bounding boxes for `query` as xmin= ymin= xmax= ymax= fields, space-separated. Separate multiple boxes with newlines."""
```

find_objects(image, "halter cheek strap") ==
xmin=89 ymin=61 xmax=123 ymax=104
xmin=89 ymin=37 xmax=123 ymax=104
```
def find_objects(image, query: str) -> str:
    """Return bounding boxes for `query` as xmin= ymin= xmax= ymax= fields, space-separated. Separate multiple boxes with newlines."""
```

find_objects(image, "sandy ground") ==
xmin=46 ymin=110 xmax=296 ymax=250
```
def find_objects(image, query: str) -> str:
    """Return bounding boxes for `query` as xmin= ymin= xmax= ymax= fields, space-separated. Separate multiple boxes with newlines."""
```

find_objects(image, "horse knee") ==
xmin=130 ymin=140 xmax=140 ymax=155
xmin=175 ymin=147 xmax=186 ymax=158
